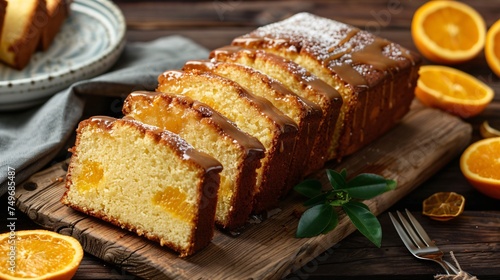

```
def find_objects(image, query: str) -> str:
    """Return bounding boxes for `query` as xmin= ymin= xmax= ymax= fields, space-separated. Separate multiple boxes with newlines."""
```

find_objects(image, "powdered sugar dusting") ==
xmin=249 ymin=13 xmax=356 ymax=58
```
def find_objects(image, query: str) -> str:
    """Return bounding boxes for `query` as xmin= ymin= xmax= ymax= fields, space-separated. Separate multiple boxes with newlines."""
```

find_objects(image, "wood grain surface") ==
xmin=3 ymin=1 xmax=500 ymax=279
xmin=14 ymin=102 xmax=472 ymax=279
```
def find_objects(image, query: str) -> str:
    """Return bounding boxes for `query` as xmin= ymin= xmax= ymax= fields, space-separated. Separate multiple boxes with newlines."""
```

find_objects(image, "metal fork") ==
xmin=389 ymin=209 xmax=459 ymax=275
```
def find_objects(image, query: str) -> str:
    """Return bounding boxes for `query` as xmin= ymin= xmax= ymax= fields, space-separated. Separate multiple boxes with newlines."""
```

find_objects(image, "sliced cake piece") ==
xmin=39 ymin=0 xmax=70 ymax=50
xmin=183 ymin=59 xmax=322 ymax=191
xmin=0 ymin=0 xmax=47 ymax=69
xmin=62 ymin=116 xmax=222 ymax=257
xmin=123 ymin=91 xmax=265 ymax=230
xmin=232 ymin=12 xmax=421 ymax=159
xmin=157 ymin=70 xmax=298 ymax=213
xmin=0 ymin=1 xmax=6 ymax=42
xmin=210 ymin=46 xmax=342 ymax=174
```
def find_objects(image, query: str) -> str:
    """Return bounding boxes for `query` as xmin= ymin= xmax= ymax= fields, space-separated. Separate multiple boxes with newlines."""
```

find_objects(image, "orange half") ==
xmin=412 ymin=1 xmax=486 ymax=64
xmin=0 ymin=230 xmax=84 ymax=280
xmin=485 ymin=19 xmax=500 ymax=77
xmin=460 ymin=137 xmax=500 ymax=199
xmin=415 ymin=65 xmax=494 ymax=118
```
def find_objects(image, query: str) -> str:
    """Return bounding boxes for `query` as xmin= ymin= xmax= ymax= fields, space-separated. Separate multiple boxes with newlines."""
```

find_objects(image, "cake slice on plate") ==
xmin=39 ymin=0 xmax=70 ymax=50
xmin=0 ymin=0 xmax=47 ymax=69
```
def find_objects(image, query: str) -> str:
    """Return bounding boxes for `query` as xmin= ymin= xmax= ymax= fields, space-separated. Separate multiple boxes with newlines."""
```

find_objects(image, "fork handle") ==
xmin=444 ymin=260 xmax=476 ymax=278
xmin=435 ymin=260 xmax=453 ymax=275
xmin=443 ymin=260 xmax=460 ymax=274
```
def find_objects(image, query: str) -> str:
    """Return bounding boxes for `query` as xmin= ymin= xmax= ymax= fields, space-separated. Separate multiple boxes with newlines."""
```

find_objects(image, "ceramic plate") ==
xmin=0 ymin=0 xmax=126 ymax=111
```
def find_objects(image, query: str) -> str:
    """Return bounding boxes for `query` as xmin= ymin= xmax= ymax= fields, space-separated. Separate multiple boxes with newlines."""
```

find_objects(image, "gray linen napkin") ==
xmin=0 ymin=36 xmax=209 ymax=196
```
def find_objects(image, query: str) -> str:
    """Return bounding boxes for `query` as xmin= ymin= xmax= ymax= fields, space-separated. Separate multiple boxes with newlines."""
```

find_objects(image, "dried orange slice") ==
xmin=422 ymin=192 xmax=465 ymax=221
xmin=415 ymin=65 xmax=494 ymax=118
xmin=411 ymin=1 xmax=486 ymax=64
xmin=460 ymin=137 xmax=500 ymax=199
xmin=0 ymin=230 xmax=83 ymax=280
xmin=486 ymin=19 xmax=500 ymax=77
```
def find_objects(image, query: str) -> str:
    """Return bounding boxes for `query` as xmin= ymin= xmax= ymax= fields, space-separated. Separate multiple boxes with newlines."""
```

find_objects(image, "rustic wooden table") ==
xmin=3 ymin=0 xmax=500 ymax=279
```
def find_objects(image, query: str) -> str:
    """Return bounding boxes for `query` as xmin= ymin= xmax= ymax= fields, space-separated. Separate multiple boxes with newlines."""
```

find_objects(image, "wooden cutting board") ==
xmin=15 ymin=102 xmax=472 ymax=280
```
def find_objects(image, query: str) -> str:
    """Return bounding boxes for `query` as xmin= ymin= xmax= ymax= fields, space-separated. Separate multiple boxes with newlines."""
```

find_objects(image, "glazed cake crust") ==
xmin=209 ymin=46 xmax=343 ymax=174
xmin=182 ymin=59 xmax=322 ymax=190
xmin=232 ymin=12 xmax=421 ymax=159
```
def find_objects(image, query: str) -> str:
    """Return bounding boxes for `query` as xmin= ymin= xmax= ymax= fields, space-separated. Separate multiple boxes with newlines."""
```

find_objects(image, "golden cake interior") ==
xmin=123 ymin=92 xmax=264 ymax=230
xmin=63 ymin=117 xmax=222 ymax=256
xmin=157 ymin=70 xmax=298 ymax=212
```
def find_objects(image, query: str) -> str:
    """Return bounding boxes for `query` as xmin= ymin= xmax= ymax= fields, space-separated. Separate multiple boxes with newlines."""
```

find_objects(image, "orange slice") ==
xmin=0 ymin=230 xmax=83 ymax=280
xmin=486 ymin=19 xmax=500 ymax=77
xmin=415 ymin=65 xmax=494 ymax=118
xmin=411 ymin=1 xmax=486 ymax=64
xmin=480 ymin=121 xmax=500 ymax=139
xmin=460 ymin=137 xmax=500 ymax=199
xmin=422 ymin=192 xmax=465 ymax=221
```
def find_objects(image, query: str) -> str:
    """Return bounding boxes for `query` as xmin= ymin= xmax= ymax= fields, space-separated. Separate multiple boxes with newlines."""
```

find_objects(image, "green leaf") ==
xmin=296 ymin=204 xmax=334 ymax=238
xmin=294 ymin=179 xmax=323 ymax=198
xmin=344 ymin=173 xmax=393 ymax=200
xmin=303 ymin=192 xmax=328 ymax=207
xmin=340 ymin=168 xmax=347 ymax=179
xmin=386 ymin=179 xmax=397 ymax=190
xmin=342 ymin=201 xmax=382 ymax=247
xmin=326 ymin=169 xmax=346 ymax=190
xmin=321 ymin=208 xmax=339 ymax=234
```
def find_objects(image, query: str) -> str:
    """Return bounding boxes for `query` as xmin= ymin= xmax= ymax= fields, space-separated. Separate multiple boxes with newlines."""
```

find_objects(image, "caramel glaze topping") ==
xmin=232 ymin=12 xmax=420 ymax=89
xmin=183 ymin=59 xmax=321 ymax=119
xmin=124 ymin=91 xmax=266 ymax=159
xmin=157 ymin=70 xmax=298 ymax=136
xmin=85 ymin=116 xmax=223 ymax=174
xmin=210 ymin=46 xmax=342 ymax=104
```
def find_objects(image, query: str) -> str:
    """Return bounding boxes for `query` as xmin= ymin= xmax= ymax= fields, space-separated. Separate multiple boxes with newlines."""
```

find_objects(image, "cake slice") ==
xmin=62 ymin=116 xmax=222 ymax=257
xmin=232 ymin=12 xmax=421 ymax=159
xmin=122 ymin=91 xmax=265 ymax=230
xmin=183 ymin=59 xmax=322 ymax=190
xmin=39 ymin=0 xmax=70 ymax=50
xmin=210 ymin=46 xmax=342 ymax=174
xmin=0 ymin=0 xmax=47 ymax=69
xmin=157 ymin=70 xmax=298 ymax=213
xmin=0 ymin=1 xmax=6 ymax=42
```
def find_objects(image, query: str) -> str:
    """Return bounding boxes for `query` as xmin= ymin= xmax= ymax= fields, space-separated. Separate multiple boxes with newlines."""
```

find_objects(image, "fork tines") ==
xmin=391 ymin=209 xmax=435 ymax=250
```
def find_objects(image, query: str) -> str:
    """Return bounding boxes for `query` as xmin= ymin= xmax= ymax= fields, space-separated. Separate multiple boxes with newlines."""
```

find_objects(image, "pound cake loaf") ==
xmin=123 ymin=91 xmax=265 ymax=230
xmin=62 ymin=117 xmax=222 ymax=257
xmin=232 ymin=12 xmax=421 ymax=160
xmin=210 ymin=46 xmax=342 ymax=174
xmin=157 ymin=70 xmax=298 ymax=213
xmin=0 ymin=0 xmax=48 ymax=69
xmin=183 ymin=59 xmax=322 ymax=190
